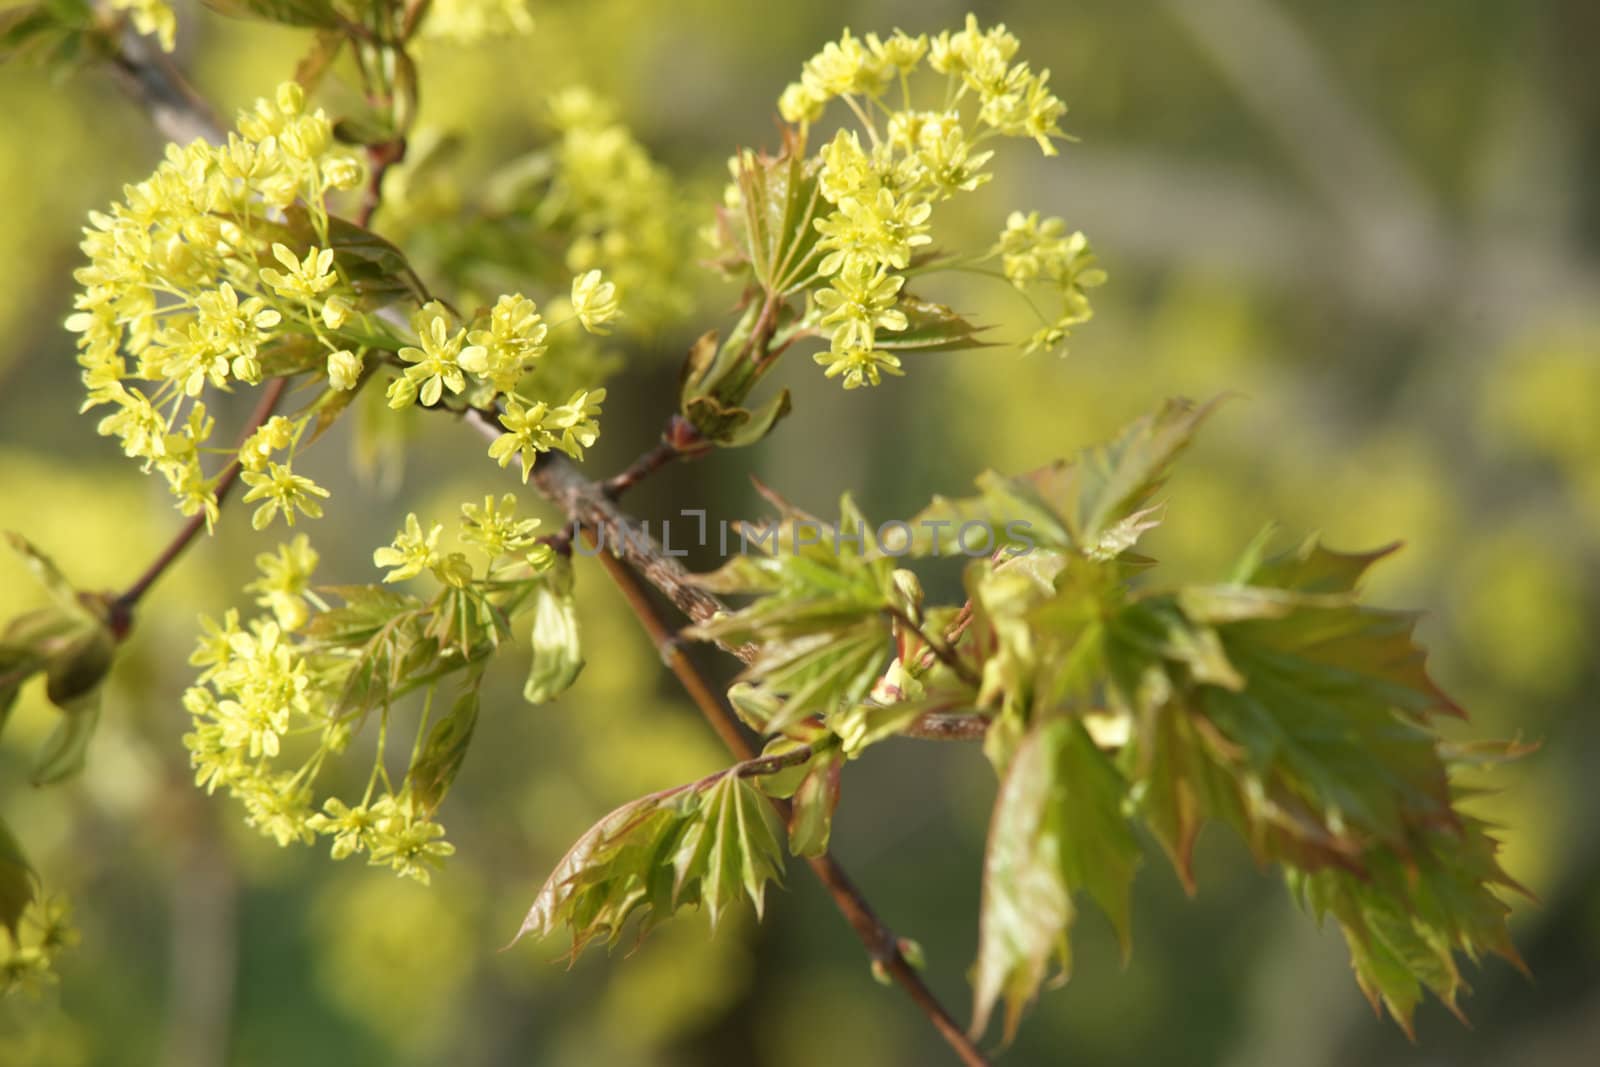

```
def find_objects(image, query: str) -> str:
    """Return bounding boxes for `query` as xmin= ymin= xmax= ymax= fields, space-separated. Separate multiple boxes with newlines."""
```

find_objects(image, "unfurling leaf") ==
xmin=725 ymin=141 xmax=824 ymax=295
xmin=871 ymin=295 xmax=994 ymax=353
xmin=689 ymin=492 xmax=896 ymax=733
xmin=524 ymin=561 xmax=584 ymax=704
xmin=683 ymin=388 xmax=793 ymax=450
xmin=410 ymin=684 xmax=481 ymax=813
xmin=786 ymin=749 xmax=842 ymax=858
xmin=973 ymin=722 xmax=1071 ymax=1044
xmin=972 ymin=717 xmax=1140 ymax=1042
xmin=1102 ymin=535 xmax=1523 ymax=1031
xmin=515 ymin=768 xmax=784 ymax=957
xmin=678 ymin=318 xmax=795 ymax=449
xmin=31 ymin=704 xmax=101 ymax=787
xmin=907 ymin=397 xmax=1220 ymax=559
xmin=671 ymin=772 xmax=786 ymax=927
xmin=32 ymin=624 xmax=115 ymax=785
xmin=5 ymin=532 xmax=94 ymax=620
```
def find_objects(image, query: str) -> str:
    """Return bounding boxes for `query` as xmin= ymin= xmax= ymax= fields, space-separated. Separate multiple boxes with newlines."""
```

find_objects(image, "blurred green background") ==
xmin=2 ymin=0 xmax=1598 ymax=1064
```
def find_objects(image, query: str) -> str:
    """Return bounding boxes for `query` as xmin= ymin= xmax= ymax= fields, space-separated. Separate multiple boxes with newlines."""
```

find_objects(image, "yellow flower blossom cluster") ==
xmin=1 ymin=897 xmax=77 ymax=997
xmin=994 ymin=210 xmax=1107 ymax=354
xmin=380 ymin=287 xmax=612 ymax=474
xmin=244 ymin=533 xmax=324 ymax=630
xmin=373 ymin=493 xmax=553 ymax=585
xmin=179 ymin=493 xmax=561 ymax=883
xmin=418 ymin=0 xmax=534 ymax=45
xmin=69 ymin=76 xmax=620 ymax=525
xmin=67 ymin=83 xmax=367 ymax=528
xmin=540 ymin=87 xmax=692 ymax=328
xmin=771 ymin=16 xmax=1074 ymax=388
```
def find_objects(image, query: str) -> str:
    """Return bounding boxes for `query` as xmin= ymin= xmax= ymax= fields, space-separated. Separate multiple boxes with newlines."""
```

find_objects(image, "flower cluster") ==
xmin=68 ymin=82 xmax=366 ymax=527
xmin=769 ymin=16 xmax=1074 ymax=387
xmin=178 ymin=492 xmax=564 ymax=882
xmin=380 ymin=288 xmax=611 ymax=472
xmin=488 ymin=388 xmax=607 ymax=478
xmin=994 ymin=211 xmax=1107 ymax=354
xmin=374 ymin=494 xmax=554 ymax=585
xmin=419 ymin=0 xmax=535 ymax=45
xmin=244 ymin=533 xmax=324 ymax=630
xmin=540 ymin=88 xmax=692 ymax=328
xmin=0 ymin=896 xmax=77 ymax=997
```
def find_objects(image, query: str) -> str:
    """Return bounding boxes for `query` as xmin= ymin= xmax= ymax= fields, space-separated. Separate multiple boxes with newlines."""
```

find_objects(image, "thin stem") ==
xmin=601 ymin=436 xmax=683 ymax=500
xmin=584 ymin=537 xmax=751 ymax=757
xmin=903 ymin=711 xmax=990 ymax=742
xmin=357 ymin=139 xmax=407 ymax=229
xmin=742 ymin=289 xmax=783 ymax=370
xmin=584 ymin=535 xmax=989 ymax=1067
xmin=842 ymin=94 xmax=882 ymax=150
xmin=887 ymin=605 xmax=982 ymax=689
xmin=113 ymin=377 xmax=289 ymax=625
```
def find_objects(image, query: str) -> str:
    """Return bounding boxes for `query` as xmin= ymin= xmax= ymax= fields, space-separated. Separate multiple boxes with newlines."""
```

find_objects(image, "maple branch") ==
xmin=465 ymin=411 xmax=994 ymax=745
xmin=104 ymin=44 xmax=990 ymax=1058
xmin=466 ymin=409 xmax=737 ymax=639
xmin=108 ymin=29 xmax=223 ymax=145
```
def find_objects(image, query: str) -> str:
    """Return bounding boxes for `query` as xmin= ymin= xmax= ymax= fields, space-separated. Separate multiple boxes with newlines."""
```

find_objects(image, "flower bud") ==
xmin=323 ymin=155 xmax=364 ymax=192
xmin=276 ymin=81 xmax=306 ymax=117
xmin=321 ymin=295 xmax=353 ymax=331
xmin=327 ymin=350 xmax=362 ymax=391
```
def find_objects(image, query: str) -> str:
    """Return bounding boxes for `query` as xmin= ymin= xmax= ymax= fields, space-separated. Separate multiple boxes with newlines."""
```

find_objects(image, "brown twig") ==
xmin=107 ymin=30 xmax=223 ymax=145
xmin=357 ymin=139 xmax=407 ymax=229
xmin=601 ymin=438 xmax=680 ymax=499
xmin=904 ymin=712 xmax=991 ymax=742
xmin=468 ymin=410 xmax=741 ymax=644
xmin=468 ymin=413 xmax=998 ymax=754
xmin=111 ymin=377 xmax=289 ymax=631
xmin=584 ymin=534 xmax=751 ymax=757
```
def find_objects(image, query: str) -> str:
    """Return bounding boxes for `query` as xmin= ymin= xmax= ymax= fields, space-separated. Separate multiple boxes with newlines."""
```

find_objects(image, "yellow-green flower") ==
xmin=462 ymin=293 xmax=547 ymax=394
xmin=814 ymin=187 xmax=933 ymax=275
xmin=308 ymin=798 xmax=381 ymax=861
xmin=241 ymin=462 xmax=331 ymax=529
xmin=373 ymin=513 xmax=443 ymax=582
xmin=460 ymin=493 xmax=545 ymax=563
xmin=800 ymin=28 xmax=894 ymax=101
xmin=815 ymin=261 xmax=908 ymax=351
xmin=392 ymin=303 xmax=478 ymax=407
xmin=569 ymin=270 xmax=621 ymax=334
xmin=259 ymin=243 xmax=338 ymax=303
xmin=813 ymin=346 xmax=905 ymax=390
xmin=245 ymin=535 xmax=320 ymax=630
